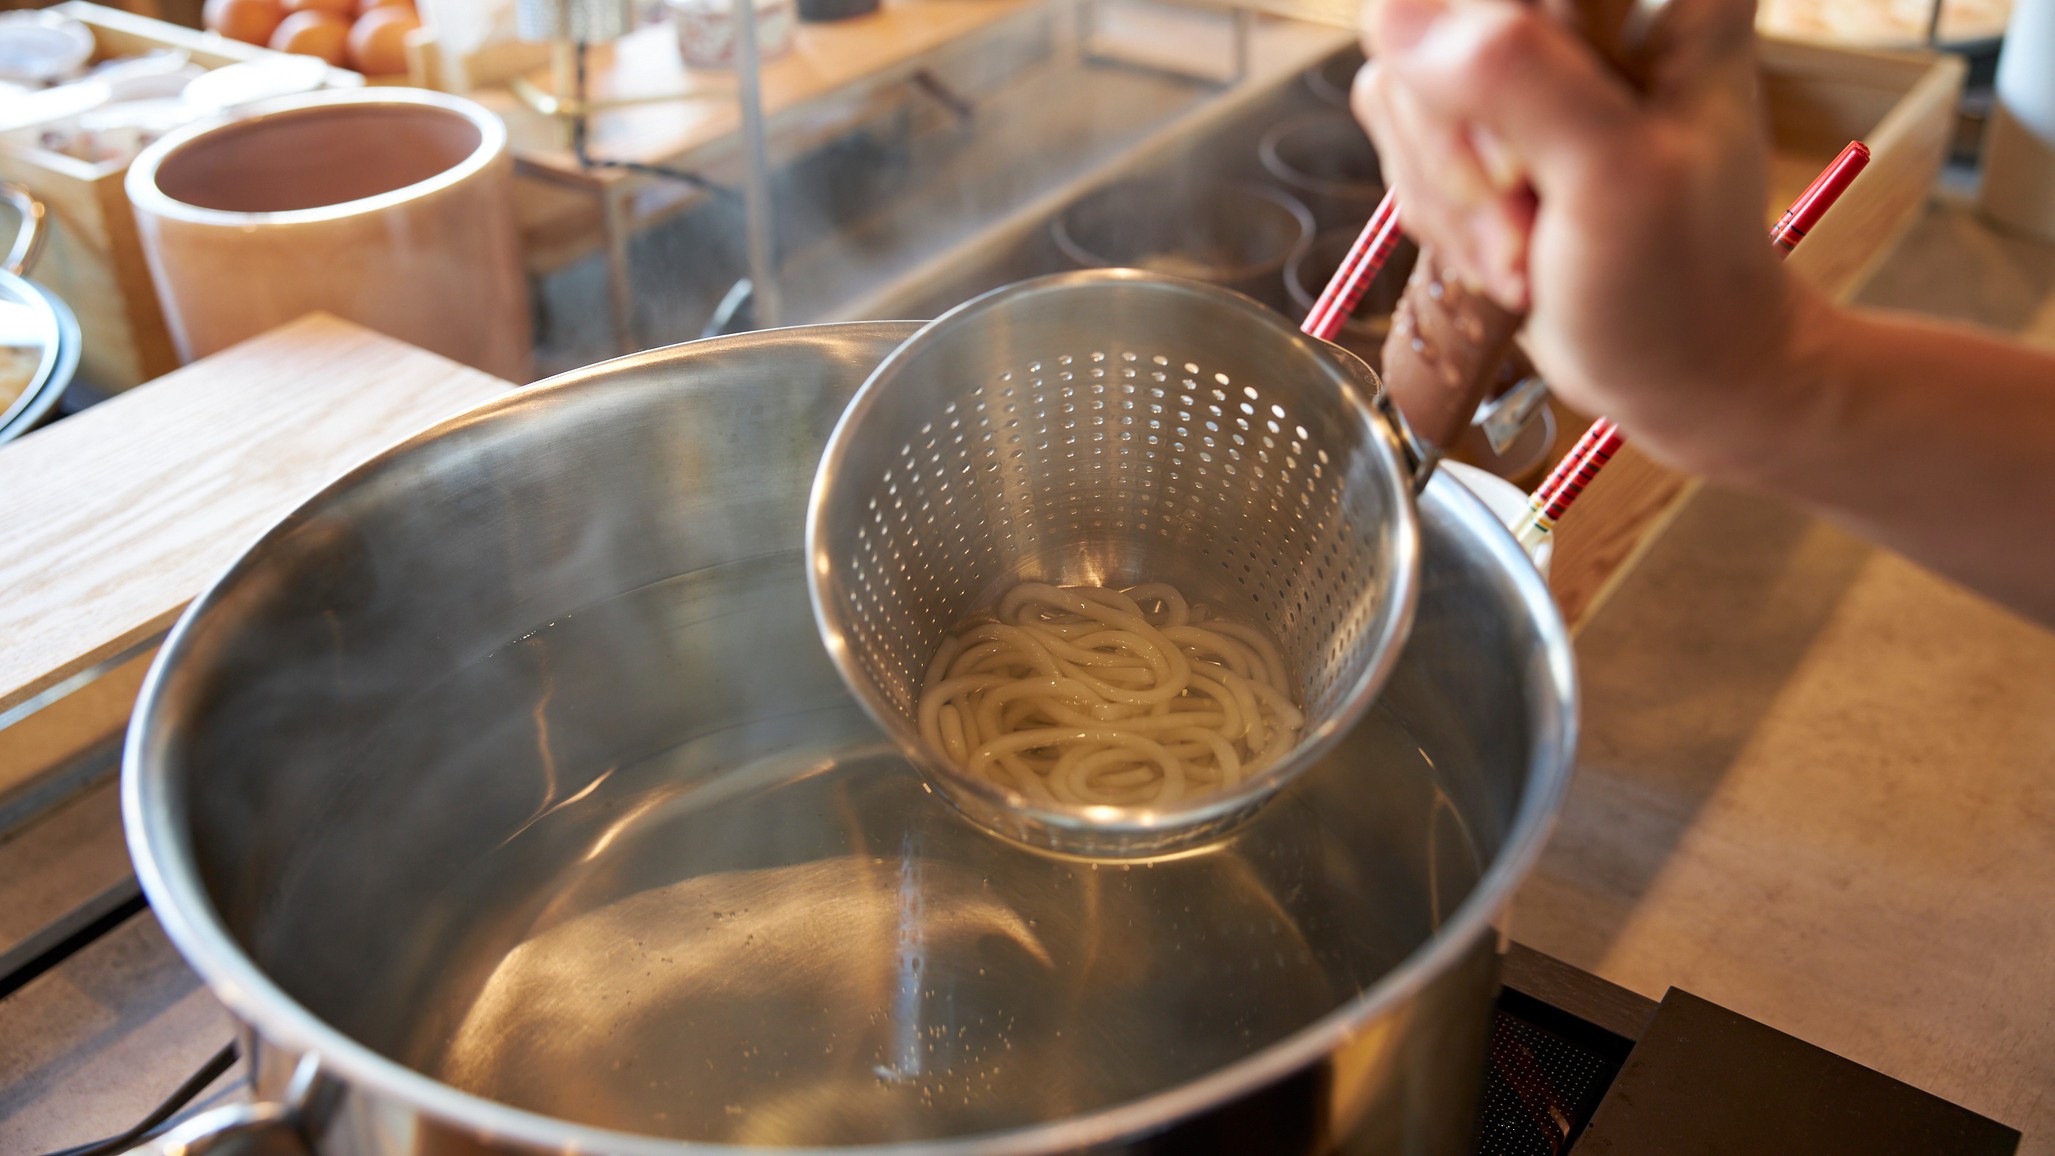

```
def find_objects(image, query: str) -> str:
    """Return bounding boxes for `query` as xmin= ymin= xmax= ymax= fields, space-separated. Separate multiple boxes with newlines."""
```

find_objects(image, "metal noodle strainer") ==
xmin=808 ymin=269 xmax=1429 ymax=856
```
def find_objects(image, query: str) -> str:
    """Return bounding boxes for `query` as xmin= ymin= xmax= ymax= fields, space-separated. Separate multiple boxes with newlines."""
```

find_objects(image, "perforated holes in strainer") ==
xmin=811 ymin=271 xmax=1420 ymax=856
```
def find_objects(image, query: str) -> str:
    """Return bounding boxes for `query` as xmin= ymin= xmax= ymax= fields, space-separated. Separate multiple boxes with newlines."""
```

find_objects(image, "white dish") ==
xmin=0 ymin=78 xmax=111 ymax=137
xmin=181 ymin=55 xmax=328 ymax=114
xmin=90 ymin=48 xmax=199 ymax=102
xmin=0 ymin=11 xmax=95 ymax=85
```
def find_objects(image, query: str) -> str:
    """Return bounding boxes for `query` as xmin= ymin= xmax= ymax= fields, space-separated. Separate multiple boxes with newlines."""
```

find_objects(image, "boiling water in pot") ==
xmin=329 ymin=552 xmax=1480 ymax=1145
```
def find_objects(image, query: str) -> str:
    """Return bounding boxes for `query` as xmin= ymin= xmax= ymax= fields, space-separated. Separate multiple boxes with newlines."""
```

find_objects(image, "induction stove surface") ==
xmin=1480 ymin=946 xmax=2019 ymax=1155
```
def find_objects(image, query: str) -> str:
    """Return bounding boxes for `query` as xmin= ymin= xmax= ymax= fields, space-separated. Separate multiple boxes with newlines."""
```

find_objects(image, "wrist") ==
xmin=1675 ymin=279 xmax=1853 ymax=491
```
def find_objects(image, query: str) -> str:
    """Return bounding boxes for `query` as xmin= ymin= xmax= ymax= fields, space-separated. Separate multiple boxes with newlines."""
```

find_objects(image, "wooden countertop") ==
xmin=0 ymin=315 xmax=513 ymax=1152
xmin=0 ymin=314 xmax=511 ymax=723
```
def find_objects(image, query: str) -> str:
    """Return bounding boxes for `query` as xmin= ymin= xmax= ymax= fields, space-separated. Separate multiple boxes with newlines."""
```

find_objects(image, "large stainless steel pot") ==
xmin=125 ymin=322 xmax=1575 ymax=1155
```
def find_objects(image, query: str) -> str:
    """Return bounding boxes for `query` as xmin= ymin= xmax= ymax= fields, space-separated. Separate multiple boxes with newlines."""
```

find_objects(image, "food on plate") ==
xmin=917 ymin=582 xmax=1304 ymax=807
xmin=203 ymin=0 xmax=286 ymax=46
xmin=0 ymin=346 xmax=38 ymax=415
xmin=345 ymin=5 xmax=419 ymax=75
xmin=281 ymin=0 xmax=357 ymax=17
xmin=268 ymin=9 xmax=349 ymax=65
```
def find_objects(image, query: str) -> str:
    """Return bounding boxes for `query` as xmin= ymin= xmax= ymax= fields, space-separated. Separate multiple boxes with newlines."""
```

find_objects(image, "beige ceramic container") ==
xmin=126 ymin=88 xmax=531 ymax=382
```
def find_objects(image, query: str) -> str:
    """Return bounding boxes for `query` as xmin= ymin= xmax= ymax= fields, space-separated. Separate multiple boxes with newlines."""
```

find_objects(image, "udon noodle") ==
xmin=916 ymin=582 xmax=1304 ymax=807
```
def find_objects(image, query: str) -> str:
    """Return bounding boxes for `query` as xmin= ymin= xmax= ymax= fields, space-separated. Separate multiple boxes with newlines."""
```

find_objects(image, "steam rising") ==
xmin=531 ymin=9 xmax=1367 ymax=373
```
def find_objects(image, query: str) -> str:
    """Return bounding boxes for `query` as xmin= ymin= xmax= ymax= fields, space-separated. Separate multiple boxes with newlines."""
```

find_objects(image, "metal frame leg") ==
xmin=600 ymin=187 xmax=636 ymax=355
xmin=909 ymin=70 xmax=976 ymax=126
xmin=733 ymin=0 xmax=782 ymax=328
xmin=1230 ymin=7 xmax=1250 ymax=84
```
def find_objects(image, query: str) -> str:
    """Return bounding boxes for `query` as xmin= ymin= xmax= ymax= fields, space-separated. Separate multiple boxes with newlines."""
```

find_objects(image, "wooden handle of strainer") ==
xmin=1376 ymin=0 xmax=1656 ymax=452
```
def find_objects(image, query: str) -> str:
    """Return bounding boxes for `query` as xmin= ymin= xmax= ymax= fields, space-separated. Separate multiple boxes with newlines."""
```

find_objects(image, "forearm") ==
xmin=1714 ymin=295 xmax=2055 ymax=625
xmin=1350 ymin=0 xmax=2055 ymax=622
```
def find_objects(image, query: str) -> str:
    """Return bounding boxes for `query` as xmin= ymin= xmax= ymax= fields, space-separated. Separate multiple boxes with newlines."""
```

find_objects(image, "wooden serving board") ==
xmin=0 ymin=314 xmax=511 ymax=805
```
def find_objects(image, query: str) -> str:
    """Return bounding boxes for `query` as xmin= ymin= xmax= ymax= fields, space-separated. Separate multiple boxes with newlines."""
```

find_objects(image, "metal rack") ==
xmin=492 ymin=0 xmax=1338 ymax=360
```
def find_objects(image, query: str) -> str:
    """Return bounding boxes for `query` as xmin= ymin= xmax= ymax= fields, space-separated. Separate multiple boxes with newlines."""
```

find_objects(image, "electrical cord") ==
xmin=37 ymin=1040 xmax=240 ymax=1156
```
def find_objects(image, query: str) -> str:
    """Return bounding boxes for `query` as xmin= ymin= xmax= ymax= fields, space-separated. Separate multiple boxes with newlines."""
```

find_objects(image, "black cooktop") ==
xmin=1483 ymin=945 xmax=2020 ymax=1155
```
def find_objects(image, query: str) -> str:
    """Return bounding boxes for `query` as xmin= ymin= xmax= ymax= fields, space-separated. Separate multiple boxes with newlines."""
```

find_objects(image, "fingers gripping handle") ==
xmin=1375 ymin=0 xmax=1658 ymax=456
xmin=1381 ymin=250 xmax=1518 ymax=453
xmin=1539 ymin=0 xmax=1660 ymax=89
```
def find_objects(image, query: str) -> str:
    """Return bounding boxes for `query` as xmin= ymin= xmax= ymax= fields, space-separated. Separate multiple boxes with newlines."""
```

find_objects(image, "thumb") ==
xmin=1376 ymin=0 xmax=1644 ymax=196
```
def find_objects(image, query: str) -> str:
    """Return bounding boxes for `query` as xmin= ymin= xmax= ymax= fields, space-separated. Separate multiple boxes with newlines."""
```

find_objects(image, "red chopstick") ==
xmin=1513 ymin=140 xmax=1871 ymax=554
xmin=1772 ymin=140 xmax=1871 ymax=254
xmin=1301 ymin=188 xmax=1402 ymax=343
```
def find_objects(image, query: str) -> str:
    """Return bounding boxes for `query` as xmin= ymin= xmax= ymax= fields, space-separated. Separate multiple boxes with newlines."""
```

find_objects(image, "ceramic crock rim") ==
xmin=123 ymin=87 xmax=507 ymax=230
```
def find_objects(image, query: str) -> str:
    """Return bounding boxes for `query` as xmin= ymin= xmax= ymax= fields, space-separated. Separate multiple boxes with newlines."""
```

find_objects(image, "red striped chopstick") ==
xmin=1512 ymin=140 xmax=1871 ymax=555
xmin=1515 ymin=419 xmax=1626 ymax=553
xmin=1301 ymin=188 xmax=1402 ymax=343
xmin=1772 ymin=140 xmax=1872 ymax=254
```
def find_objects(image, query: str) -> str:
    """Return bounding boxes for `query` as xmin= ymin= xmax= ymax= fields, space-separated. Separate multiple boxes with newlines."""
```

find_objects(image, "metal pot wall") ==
xmin=1305 ymin=48 xmax=1365 ymax=111
xmin=1284 ymin=227 xmax=1418 ymax=374
xmin=126 ymin=322 xmax=1575 ymax=1155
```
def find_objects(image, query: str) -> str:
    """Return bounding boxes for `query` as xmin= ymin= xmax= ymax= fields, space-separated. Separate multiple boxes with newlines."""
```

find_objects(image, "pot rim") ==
xmin=1050 ymin=180 xmax=1315 ymax=285
xmin=1304 ymin=49 xmax=1363 ymax=111
xmin=1283 ymin=229 xmax=1397 ymax=342
xmin=1257 ymin=111 xmax=1385 ymax=205
xmin=122 ymin=321 xmax=1577 ymax=1155
xmin=123 ymin=87 xmax=507 ymax=230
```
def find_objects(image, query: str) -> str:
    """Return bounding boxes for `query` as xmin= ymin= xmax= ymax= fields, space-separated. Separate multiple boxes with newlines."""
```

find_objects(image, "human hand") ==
xmin=1352 ymin=0 xmax=1833 ymax=479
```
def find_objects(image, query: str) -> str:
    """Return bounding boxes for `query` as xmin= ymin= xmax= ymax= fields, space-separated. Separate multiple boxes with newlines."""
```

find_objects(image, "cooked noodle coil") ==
xmin=916 ymin=583 xmax=1304 ymax=807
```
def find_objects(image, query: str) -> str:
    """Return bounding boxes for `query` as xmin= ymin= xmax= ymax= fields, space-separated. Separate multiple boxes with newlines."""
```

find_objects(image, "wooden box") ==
xmin=1759 ymin=36 xmax=1965 ymax=303
xmin=0 ymin=3 xmax=359 ymax=392
xmin=1546 ymin=36 xmax=1964 ymax=627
